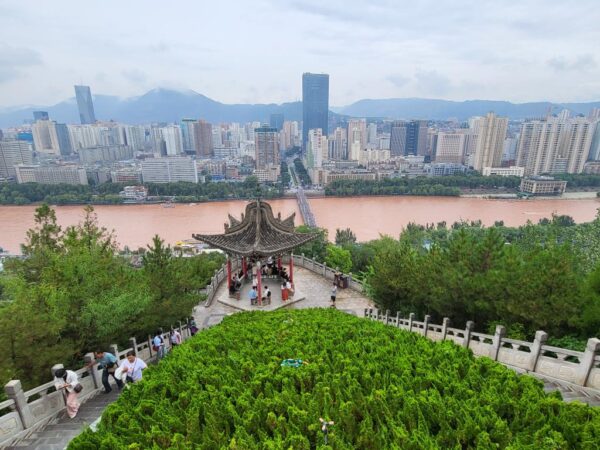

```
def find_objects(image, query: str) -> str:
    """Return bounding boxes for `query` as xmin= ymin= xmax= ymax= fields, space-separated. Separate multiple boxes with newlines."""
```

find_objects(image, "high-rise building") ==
xmin=54 ymin=123 xmax=72 ymax=156
xmin=33 ymin=111 xmax=49 ymax=121
xmin=194 ymin=120 xmax=213 ymax=157
xmin=31 ymin=120 xmax=71 ymax=155
xmin=516 ymin=116 xmax=597 ymax=175
xmin=330 ymin=127 xmax=347 ymax=160
xmin=347 ymin=119 xmax=367 ymax=153
xmin=302 ymin=73 xmax=329 ymax=152
xmin=141 ymin=157 xmax=198 ymax=183
xmin=180 ymin=118 xmax=197 ymax=154
xmin=161 ymin=125 xmax=183 ymax=156
xmin=589 ymin=120 xmax=600 ymax=161
xmin=0 ymin=140 xmax=34 ymax=178
xmin=74 ymin=85 xmax=97 ymax=124
xmin=254 ymin=125 xmax=280 ymax=169
xmin=307 ymin=129 xmax=327 ymax=168
xmin=470 ymin=112 xmax=508 ymax=171
xmin=434 ymin=132 xmax=467 ymax=164
xmin=405 ymin=120 xmax=428 ymax=156
xmin=389 ymin=121 xmax=407 ymax=156
xmin=270 ymin=113 xmax=284 ymax=131
xmin=367 ymin=123 xmax=377 ymax=146
xmin=589 ymin=108 xmax=600 ymax=121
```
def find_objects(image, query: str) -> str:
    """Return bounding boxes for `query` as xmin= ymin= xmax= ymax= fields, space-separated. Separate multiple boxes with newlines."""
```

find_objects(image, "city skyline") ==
xmin=1 ymin=1 xmax=599 ymax=108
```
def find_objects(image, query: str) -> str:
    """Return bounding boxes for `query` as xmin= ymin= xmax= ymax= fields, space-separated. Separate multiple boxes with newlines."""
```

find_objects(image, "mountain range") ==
xmin=1 ymin=88 xmax=599 ymax=128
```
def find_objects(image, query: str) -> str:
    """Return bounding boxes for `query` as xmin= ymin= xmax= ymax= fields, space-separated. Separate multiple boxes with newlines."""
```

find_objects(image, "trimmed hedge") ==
xmin=69 ymin=309 xmax=600 ymax=449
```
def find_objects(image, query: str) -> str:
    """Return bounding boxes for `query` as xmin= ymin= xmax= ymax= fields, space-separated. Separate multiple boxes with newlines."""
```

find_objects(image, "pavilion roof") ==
xmin=192 ymin=200 xmax=318 ymax=257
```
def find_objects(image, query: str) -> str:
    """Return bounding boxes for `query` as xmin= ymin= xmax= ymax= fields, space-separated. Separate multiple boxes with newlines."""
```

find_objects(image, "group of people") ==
xmin=249 ymin=284 xmax=272 ymax=305
xmin=54 ymin=319 xmax=199 ymax=419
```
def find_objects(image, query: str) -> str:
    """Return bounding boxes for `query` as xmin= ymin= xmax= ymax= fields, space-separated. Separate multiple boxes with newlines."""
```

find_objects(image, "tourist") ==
xmin=286 ymin=279 xmax=294 ymax=297
xmin=119 ymin=350 xmax=147 ymax=384
xmin=267 ymin=255 xmax=273 ymax=268
xmin=53 ymin=368 xmax=81 ymax=418
xmin=153 ymin=330 xmax=166 ymax=360
xmin=263 ymin=285 xmax=272 ymax=304
xmin=281 ymin=281 xmax=288 ymax=302
xmin=170 ymin=328 xmax=182 ymax=347
xmin=189 ymin=317 xmax=199 ymax=336
xmin=331 ymin=283 xmax=337 ymax=307
xmin=89 ymin=350 xmax=123 ymax=393
xmin=249 ymin=286 xmax=258 ymax=306
xmin=252 ymin=276 xmax=258 ymax=289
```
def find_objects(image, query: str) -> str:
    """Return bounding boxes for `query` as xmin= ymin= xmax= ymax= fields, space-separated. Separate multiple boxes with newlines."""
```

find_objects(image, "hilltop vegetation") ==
xmin=69 ymin=309 xmax=599 ymax=449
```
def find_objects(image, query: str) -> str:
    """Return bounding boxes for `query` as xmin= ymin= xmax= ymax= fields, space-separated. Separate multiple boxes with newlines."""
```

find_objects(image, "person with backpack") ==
xmin=153 ymin=330 xmax=166 ymax=360
xmin=170 ymin=328 xmax=182 ymax=347
xmin=88 ymin=350 xmax=123 ymax=393
xmin=53 ymin=368 xmax=81 ymax=418
xmin=331 ymin=283 xmax=337 ymax=308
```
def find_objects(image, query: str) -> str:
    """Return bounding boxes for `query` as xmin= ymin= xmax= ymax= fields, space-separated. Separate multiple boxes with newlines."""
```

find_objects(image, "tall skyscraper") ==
xmin=193 ymin=120 xmax=213 ymax=157
xmin=74 ymin=85 xmax=97 ymax=124
xmin=180 ymin=118 xmax=197 ymax=154
xmin=254 ymin=125 xmax=280 ymax=169
xmin=331 ymin=127 xmax=347 ymax=160
xmin=307 ymin=128 xmax=327 ymax=168
xmin=302 ymin=73 xmax=329 ymax=152
xmin=405 ymin=120 xmax=428 ymax=156
xmin=33 ymin=111 xmax=49 ymax=121
xmin=0 ymin=140 xmax=34 ymax=178
xmin=470 ymin=112 xmax=508 ymax=171
xmin=54 ymin=123 xmax=73 ymax=156
xmin=270 ymin=113 xmax=284 ymax=131
xmin=389 ymin=121 xmax=407 ymax=156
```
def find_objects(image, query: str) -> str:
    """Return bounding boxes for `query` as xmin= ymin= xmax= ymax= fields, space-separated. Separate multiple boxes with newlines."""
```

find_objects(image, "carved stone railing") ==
xmin=364 ymin=308 xmax=600 ymax=392
xmin=0 ymin=322 xmax=195 ymax=447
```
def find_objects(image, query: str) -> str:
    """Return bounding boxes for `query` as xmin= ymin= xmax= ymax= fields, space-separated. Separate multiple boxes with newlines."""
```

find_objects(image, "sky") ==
xmin=0 ymin=0 xmax=599 ymax=108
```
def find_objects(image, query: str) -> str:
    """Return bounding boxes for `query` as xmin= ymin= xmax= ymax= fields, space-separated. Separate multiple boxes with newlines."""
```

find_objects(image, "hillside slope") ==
xmin=69 ymin=309 xmax=599 ymax=449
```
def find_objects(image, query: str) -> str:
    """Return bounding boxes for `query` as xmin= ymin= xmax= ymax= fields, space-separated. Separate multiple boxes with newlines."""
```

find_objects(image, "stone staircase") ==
xmin=542 ymin=379 xmax=600 ymax=407
xmin=4 ymin=390 xmax=119 ymax=450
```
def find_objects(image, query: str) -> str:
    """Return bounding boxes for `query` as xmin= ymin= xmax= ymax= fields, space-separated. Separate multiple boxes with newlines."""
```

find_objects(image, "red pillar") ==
xmin=257 ymin=261 xmax=262 ymax=306
xmin=242 ymin=257 xmax=247 ymax=278
xmin=289 ymin=254 xmax=294 ymax=283
xmin=227 ymin=258 xmax=232 ymax=290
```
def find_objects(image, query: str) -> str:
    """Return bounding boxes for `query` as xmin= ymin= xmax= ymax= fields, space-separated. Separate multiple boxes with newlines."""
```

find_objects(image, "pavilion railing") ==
xmin=0 ymin=323 xmax=195 ymax=448
xmin=363 ymin=308 xmax=600 ymax=393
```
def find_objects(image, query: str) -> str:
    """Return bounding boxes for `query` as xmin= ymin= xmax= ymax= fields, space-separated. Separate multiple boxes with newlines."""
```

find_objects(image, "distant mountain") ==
xmin=334 ymin=98 xmax=600 ymax=120
xmin=1 ymin=89 xmax=599 ymax=128
xmin=0 ymin=88 xmax=304 ymax=128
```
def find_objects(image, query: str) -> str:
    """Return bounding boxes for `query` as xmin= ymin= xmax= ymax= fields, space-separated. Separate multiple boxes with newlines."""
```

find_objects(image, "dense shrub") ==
xmin=69 ymin=309 xmax=599 ymax=449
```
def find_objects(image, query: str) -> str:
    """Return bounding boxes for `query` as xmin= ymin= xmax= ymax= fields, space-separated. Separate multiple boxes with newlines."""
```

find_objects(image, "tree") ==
xmin=335 ymin=228 xmax=357 ymax=246
xmin=295 ymin=225 xmax=328 ymax=261
xmin=324 ymin=245 xmax=352 ymax=273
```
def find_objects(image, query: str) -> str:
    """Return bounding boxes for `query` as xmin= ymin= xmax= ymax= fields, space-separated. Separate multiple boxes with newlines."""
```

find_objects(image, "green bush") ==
xmin=69 ymin=309 xmax=599 ymax=449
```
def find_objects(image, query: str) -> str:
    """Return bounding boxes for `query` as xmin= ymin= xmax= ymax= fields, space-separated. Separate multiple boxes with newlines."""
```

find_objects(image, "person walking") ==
xmin=170 ymin=328 xmax=182 ymax=347
xmin=330 ymin=283 xmax=337 ymax=308
xmin=153 ymin=330 xmax=166 ymax=360
xmin=54 ymin=368 xmax=81 ymax=418
xmin=281 ymin=281 xmax=289 ymax=302
xmin=189 ymin=317 xmax=199 ymax=336
xmin=119 ymin=350 xmax=147 ymax=384
xmin=89 ymin=350 xmax=123 ymax=393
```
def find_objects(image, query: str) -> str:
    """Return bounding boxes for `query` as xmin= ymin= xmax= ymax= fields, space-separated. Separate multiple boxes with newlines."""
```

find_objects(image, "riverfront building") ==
xmin=302 ymin=73 xmax=329 ymax=152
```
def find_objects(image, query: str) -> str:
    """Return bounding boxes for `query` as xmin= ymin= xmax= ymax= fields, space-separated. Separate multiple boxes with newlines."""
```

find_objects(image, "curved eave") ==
xmin=192 ymin=232 xmax=319 ymax=257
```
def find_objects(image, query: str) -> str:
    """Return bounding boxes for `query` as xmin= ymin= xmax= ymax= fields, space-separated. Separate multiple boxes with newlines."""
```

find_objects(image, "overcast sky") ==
xmin=0 ymin=0 xmax=599 ymax=108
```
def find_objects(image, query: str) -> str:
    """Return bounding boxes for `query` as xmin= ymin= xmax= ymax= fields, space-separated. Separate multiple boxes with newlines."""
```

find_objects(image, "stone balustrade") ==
xmin=364 ymin=308 xmax=600 ymax=392
xmin=0 ymin=323 xmax=194 ymax=448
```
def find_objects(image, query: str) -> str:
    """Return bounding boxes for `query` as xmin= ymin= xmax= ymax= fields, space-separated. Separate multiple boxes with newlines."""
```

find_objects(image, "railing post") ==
xmin=423 ymin=315 xmax=431 ymax=337
xmin=575 ymin=338 xmax=600 ymax=386
xmin=110 ymin=343 xmax=119 ymax=358
xmin=84 ymin=353 xmax=100 ymax=389
xmin=385 ymin=310 xmax=390 ymax=325
xmin=527 ymin=330 xmax=548 ymax=372
xmin=148 ymin=335 xmax=153 ymax=357
xmin=490 ymin=325 xmax=506 ymax=361
xmin=395 ymin=311 xmax=401 ymax=328
xmin=129 ymin=337 xmax=138 ymax=356
xmin=463 ymin=321 xmax=474 ymax=349
xmin=441 ymin=317 xmax=450 ymax=340
xmin=408 ymin=313 xmax=415 ymax=332
xmin=4 ymin=380 xmax=35 ymax=429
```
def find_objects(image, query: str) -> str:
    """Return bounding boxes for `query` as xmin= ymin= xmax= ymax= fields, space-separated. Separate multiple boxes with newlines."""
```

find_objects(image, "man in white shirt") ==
xmin=120 ymin=350 xmax=147 ymax=383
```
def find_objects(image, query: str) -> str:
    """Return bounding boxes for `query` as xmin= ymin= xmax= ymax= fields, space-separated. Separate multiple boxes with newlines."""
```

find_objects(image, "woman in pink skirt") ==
xmin=54 ymin=368 xmax=80 ymax=418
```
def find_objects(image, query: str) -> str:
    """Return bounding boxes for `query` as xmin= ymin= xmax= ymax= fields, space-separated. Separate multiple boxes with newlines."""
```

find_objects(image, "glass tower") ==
xmin=74 ymin=85 xmax=97 ymax=124
xmin=302 ymin=73 xmax=329 ymax=152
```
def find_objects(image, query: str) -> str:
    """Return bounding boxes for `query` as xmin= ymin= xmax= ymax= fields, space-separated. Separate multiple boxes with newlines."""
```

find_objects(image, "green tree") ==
xmin=335 ymin=228 xmax=357 ymax=246
xmin=324 ymin=245 xmax=352 ymax=273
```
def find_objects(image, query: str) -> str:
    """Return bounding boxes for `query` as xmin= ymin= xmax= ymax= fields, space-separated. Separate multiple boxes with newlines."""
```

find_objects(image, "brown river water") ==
xmin=1 ymin=196 xmax=599 ymax=254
